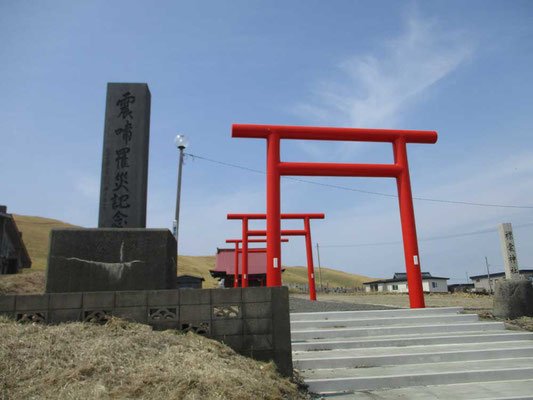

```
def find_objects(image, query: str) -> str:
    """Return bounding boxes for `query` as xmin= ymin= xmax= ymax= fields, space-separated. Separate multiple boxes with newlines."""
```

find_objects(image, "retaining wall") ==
xmin=0 ymin=286 xmax=292 ymax=376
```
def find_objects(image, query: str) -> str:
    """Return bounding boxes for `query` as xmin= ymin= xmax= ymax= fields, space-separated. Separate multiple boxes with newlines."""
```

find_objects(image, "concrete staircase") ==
xmin=291 ymin=307 xmax=533 ymax=399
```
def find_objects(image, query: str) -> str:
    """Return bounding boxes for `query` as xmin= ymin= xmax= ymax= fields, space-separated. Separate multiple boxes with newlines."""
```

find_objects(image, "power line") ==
xmin=318 ymin=222 xmax=533 ymax=248
xmin=185 ymin=152 xmax=533 ymax=209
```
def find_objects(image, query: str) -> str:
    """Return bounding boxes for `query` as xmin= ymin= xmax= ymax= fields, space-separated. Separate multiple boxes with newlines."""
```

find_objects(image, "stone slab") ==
xmin=243 ymin=302 xmax=272 ymax=319
xmin=242 ymin=287 xmax=272 ymax=303
xmin=212 ymin=319 xmax=243 ymax=336
xmin=116 ymin=291 xmax=147 ymax=307
xmin=49 ymin=293 xmax=82 ymax=309
xmin=0 ymin=296 xmax=15 ymax=312
xmin=243 ymin=318 xmax=272 ymax=334
xmin=147 ymin=290 xmax=180 ymax=306
xmin=212 ymin=288 xmax=241 ymax=304
xmin=16 ymin=294 xmax=49 ymax=311
xmin=179 ymin=304 xmax=211 ymax=321
xmin=493 ymin=279 xmax=533 ymax=319
xmin=99 ymin=82 xmax=151 ymax=228
xmin=45 ymin=228 xmax=177 ymax=293
xmin=180 ymin=289 xmax=210 ymax=305
xmin=83 ymin=292 xmax=116 ymax=309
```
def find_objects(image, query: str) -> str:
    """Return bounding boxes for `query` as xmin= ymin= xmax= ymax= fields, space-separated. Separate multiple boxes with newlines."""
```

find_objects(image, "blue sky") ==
xmin=2 ymin=1 xmax=532 ymax=283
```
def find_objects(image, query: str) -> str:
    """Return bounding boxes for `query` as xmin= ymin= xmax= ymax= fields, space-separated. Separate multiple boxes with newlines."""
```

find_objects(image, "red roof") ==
xmin=213 ymin=248 xmax=267 ymax=275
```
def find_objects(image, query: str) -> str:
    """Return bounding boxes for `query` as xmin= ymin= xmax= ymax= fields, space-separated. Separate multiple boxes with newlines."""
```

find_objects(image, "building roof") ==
xmin=448 ymin=283 xmax=474 ymax=288
xmin=176 ymin=275 xmax=205 ymax=282
xmin=363 ymin=272 xmax=449 ymax=285
xmin=0 ymin=206 xmax=31 ymax=269
xmin=469 ymin=269 xmax=533 ymax=280
xmin=211 ymin=248 xmax=278 ymax=276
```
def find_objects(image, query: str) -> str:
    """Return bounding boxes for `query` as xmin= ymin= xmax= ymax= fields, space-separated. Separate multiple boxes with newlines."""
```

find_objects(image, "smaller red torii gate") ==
xmin=226 ymin=238 xmax=289 ymax=288
xmin=227 ymin=213 xmax=324 ymax=300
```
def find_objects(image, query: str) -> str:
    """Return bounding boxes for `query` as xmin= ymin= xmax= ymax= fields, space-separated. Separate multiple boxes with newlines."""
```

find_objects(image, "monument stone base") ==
xmin=493 ymin=279 xmax=533 ymax=319
xmin=45 ymin=228 xmax=177 ymax=293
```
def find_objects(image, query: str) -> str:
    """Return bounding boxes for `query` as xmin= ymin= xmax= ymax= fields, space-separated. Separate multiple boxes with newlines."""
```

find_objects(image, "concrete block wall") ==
xmin=0 ymin=286 xmax=292 ymax=377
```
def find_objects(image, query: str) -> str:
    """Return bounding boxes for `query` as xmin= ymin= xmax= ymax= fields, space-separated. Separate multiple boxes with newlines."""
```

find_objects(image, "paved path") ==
xmin=289 ymin=296 xmax=396 ymax=313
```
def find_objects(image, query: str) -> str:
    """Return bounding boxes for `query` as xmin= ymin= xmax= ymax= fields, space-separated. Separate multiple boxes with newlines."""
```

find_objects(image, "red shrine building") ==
xmin=210 ymin=248 xmax=285 ymax=288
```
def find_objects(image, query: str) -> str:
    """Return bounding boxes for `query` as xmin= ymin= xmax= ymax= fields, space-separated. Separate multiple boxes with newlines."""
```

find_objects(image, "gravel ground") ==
xmin=290 ymin=292 xmax=493 ymax=311
xmin=290 ymin=296 xmax=397 ymax=313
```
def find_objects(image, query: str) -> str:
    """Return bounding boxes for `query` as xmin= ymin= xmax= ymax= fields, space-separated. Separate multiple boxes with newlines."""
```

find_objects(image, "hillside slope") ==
xmin=8 ymin=214 xmax=374 ymax=292
xmin=13 ymin=214 xmax=79 ymax=270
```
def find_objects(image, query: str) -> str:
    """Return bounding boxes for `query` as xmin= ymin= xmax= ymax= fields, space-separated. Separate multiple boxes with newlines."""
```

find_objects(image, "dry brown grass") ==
xmin=282 ymin=266 xmax=372 ymax=290
xmin=0 ymin=317 xmax=307 ymax=400
xmin=476 ymin=312 xmax=533 ymax=332
xmin=13 ymin=214 xmax=79 ymax=271
xmin=0 ymin=270 xmax=45 ymax=295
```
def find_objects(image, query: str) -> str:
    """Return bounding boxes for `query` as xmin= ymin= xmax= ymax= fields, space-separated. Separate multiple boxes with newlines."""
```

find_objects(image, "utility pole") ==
xmin=316 ymin=243 xmax=323 ymax=292
xmin=485 ymin=256 xmax=492 ymax=294
xmin=174 ymin=134 xmax=189 ymax=253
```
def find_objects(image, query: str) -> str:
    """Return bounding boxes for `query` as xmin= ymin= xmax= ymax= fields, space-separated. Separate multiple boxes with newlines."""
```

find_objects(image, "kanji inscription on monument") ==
xmin=98 ymin=83 xmax=151 ymax=228
xmin=498 ymin=222 xmax=520 ymax=280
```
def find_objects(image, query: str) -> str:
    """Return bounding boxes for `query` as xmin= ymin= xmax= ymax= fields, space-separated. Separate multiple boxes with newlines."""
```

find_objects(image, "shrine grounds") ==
xmin=291 ymin=292 xmax=493 ymax=311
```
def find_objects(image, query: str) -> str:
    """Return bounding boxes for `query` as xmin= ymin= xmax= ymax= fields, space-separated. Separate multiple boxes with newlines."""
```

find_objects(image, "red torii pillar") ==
xmin=226 ymin=238 xmax=289 ymax=288
xmin=232 ymin=124 xmax=438 ymax=309
xmin=227 ymin=213 xmax=324 ymax=300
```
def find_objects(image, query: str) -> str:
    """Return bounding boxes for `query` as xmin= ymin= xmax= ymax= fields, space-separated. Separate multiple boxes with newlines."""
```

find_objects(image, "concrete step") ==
xmin=291 ymin=313 xmax=478 ymax=330
xmin=294 ymin=345 xmax=533 ymax=369
xmin=290 ymin=306 xmax=463 ymax=321
xmin=291 ymin=321 xmax=505 ymax=341
xmin=321 ymin=378 xmax=533 ymax=400
xmin=303 ymin=357 xmax=533 ymax=393
xmin=294 ymin=339 xmax=533 ymax=359
xmin=292 ymin=331 xmax=533 ymax=351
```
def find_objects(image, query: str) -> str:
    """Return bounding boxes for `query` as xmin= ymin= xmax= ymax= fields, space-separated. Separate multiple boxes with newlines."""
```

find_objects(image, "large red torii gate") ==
xmin=232 ymin=124 xmax=437 ymax=309
xmin=227 ymin=213 xmax=324 ymax=300
xmin=226 ymin=238 xmax=289 ymax=288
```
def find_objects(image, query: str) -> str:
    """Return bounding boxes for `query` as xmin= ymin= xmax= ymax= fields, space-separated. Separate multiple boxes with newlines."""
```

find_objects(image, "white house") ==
xmin=363 ymin=272 xmax=449 ymax=294
xmin=469 ymin=269 xmax=533 ymax=293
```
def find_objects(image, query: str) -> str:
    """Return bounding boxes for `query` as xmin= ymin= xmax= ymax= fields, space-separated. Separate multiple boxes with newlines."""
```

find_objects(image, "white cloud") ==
xmin=293 ymin=13 xmax=473 ymax=159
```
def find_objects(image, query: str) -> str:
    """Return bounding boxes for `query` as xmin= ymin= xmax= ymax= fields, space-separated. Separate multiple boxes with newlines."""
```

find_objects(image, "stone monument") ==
xmin=493 ymin=222 xmax=533 ymax=318
xmin=99 ymin=83 xmax=151 ymax=228
xmin=498 ymin=223 xmax=520 ymax=280
xmin=46 ymin=83 xmax=177 ymax=293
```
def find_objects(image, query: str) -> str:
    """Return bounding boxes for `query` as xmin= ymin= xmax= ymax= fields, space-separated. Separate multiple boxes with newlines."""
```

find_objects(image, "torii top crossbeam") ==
xmin=232 ymin=124 xmax=437 ymax=309
xmin=232 ymin=124 xmax=437 ymax=143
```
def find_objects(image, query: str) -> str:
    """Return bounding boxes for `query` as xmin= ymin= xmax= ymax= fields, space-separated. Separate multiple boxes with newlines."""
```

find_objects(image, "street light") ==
xmin=174 ymin=134 xmax=189 ymax=251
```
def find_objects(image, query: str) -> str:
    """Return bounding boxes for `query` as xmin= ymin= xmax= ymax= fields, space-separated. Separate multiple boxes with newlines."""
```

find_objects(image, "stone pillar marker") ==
xmin=498 ymin=223 xmax=520 ymax=280
xmin=99 ymin=83 xmax=151 ymax=228
xmin=46 ymin=82 xmax=178 ymax=293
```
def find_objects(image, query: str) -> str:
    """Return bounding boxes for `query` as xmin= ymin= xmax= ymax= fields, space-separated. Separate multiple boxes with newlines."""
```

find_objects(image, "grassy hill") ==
xmin=283 ymin=265 xmax=372 ymax=289
xmin=13 ymin=214 xmax=79 ymax=271
xmin=7 ymin=214 xmax=374 ymax=292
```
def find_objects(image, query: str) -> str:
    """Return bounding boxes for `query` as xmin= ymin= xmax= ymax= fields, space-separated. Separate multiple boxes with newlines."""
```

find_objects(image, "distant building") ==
xmin=210 ymin=248 xmax=285 ymax=288
xmin=469 ymin=269 xmax=533 ymax=293
xmin=176 ymin=274 xmax=204 ymax=289
xmin=448 ymin=283 xmax=475 ymax=293
xmin=0 ymin=206 xmax=31 ymax=274
xmin=363 ymin=272 xmax=449 ymax=293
